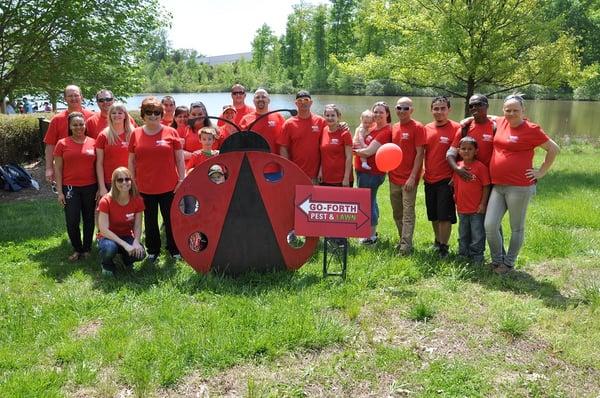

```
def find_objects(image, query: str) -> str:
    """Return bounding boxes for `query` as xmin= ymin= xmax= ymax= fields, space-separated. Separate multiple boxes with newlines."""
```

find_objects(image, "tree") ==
xmin=0 ymin=0 xmax=169 ymax=110
xmin=303 ymin=5 xmax=329 ymax=90
xmin=344 ymin=0 xmax=580 ymax=114
xmin=251 ymin=24 xmax=276 ymax=70
xmin=327 ymin=0 xmax=357 ymax=61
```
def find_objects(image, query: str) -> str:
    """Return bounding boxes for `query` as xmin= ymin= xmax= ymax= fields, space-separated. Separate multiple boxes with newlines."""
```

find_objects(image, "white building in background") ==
xmin=196 ymin=52 xmax=253 ymax=65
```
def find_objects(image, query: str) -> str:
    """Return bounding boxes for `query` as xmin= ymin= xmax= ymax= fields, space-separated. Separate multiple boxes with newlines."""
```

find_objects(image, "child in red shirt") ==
xmin=188 ymin=127 xmax=220 ymax=171
xmin=452 ymin=137 xmax=490 ymax=264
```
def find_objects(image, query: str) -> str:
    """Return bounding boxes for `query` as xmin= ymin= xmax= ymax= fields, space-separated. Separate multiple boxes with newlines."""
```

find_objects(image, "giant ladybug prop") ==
xmin=171 ymin=110 xmax=319 ymax=276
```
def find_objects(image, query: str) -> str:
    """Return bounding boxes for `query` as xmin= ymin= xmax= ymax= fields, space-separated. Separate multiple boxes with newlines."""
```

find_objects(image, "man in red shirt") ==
xmin=447 ymin=94 xmax=495 ymax=177
xmin=85 ymin=89 xmax=114 ymax=139
xmin=423 ymin=96 xmax=461 ymax=258
xmin=278 ymin=90 xmax=327 ymax=183
xmin=44 ymin=85 xmax=95 ymax=182
xmin=217 ymin=84 xmax=255 ymax=128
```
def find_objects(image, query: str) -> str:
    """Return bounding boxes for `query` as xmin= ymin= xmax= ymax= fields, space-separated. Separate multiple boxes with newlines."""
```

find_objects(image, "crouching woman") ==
xmin=97 ymin=167 xmax=146 ymax=275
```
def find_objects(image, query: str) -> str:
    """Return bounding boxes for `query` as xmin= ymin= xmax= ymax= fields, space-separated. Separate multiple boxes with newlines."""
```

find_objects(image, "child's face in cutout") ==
xmin=459 ymin=142 xmax=477 ymax=162
xmin=200 ymin=132 xmax=214 ymax=150
xmin=210 ymin=173 xmax=225 ymax=184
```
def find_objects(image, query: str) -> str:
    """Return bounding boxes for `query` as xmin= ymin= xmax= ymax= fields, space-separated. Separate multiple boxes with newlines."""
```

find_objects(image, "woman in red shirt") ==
xmin=182 ymin=102 xmax=214 ymax=169
xmin=97 ymin=167 xmax=145 ymax=276
xmin=353 ymin=101 xmax=392 ymax=245
xmin=128 ymin=97 xmax=186 ymax=261
xmin=53 ymin=112 xmax=97 ymax=261
xmin=484 ymin=94 xmax=560 ymax=274
xmin=318 ymin=104 xmax=353 ymax=187
xmin=95 ymin=102 xmax=135 ymax=197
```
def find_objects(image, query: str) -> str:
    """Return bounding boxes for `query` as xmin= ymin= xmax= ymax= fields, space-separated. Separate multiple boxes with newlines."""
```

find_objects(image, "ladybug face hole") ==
xmin=179 ymin=195 xmax=199 ymax=215
xmin=188 ymin=231 xmax=208 ymax=252
xmin=263 ymin=162 xmax=283 ymax=182
xmin=208 ymin=164 xmax=228 ymax=185
xmin=286 ymin=230 xmax=306 ymax=249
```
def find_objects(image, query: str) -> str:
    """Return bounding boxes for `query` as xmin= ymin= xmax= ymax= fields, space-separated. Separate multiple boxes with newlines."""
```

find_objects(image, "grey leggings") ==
xmin=484 ymin=184 xmax=536 ymax=267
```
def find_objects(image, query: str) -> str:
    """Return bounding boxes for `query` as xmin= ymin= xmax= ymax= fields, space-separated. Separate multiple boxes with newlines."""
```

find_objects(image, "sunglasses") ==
xmin=296 ymin=97 xmax=311 ymax=103
xmin=395 ymin=106 xmax=410 ymax=111
xmin=232 ymin=91 xmax=245 ymax=95
xmin=469 ymin=102 xmax=485 ymax=109
xmin=144 ymin=110 xmax=162 ymax=116
xmin=116 ymin=177 xmax=132 ymax=183
xmin=97 ymin=97 xmax=113 ymax=103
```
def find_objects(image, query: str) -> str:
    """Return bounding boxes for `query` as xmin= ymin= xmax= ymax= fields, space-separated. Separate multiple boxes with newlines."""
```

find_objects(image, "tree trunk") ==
xmin=464 ymin=78 xmax=475 ymax=117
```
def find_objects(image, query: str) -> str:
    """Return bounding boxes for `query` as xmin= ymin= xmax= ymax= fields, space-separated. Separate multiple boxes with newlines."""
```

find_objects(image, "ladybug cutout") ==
xmin=171 ymin=110 xmax=319 ymax=276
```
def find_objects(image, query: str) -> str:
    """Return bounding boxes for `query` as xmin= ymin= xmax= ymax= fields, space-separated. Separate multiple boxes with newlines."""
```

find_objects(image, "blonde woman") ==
xmin=97 ymin=167 xmax=145 ymax=276
xmin=95 ymin=102 xmax=135 ymax=197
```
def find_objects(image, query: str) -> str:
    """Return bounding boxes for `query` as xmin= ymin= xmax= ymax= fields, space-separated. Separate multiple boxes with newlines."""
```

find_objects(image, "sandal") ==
xmin=68 ymin=252 xmax=81 ymax=261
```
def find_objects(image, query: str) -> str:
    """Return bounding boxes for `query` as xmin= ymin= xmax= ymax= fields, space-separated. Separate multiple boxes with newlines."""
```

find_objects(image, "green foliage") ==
xmin=408 ymin=297 xmax=436 ymax=322
xmin=0 ymin=114 xmax=50 ymax=164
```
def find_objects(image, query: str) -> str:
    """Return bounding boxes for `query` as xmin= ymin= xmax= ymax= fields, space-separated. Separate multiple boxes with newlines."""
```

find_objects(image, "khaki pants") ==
xmin=389 ymin=182 xmax=417 ymax=252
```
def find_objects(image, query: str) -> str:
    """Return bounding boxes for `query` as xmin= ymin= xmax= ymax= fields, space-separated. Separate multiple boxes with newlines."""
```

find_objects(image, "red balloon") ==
xmin=375 ymin=143 xmax=403 ymax=172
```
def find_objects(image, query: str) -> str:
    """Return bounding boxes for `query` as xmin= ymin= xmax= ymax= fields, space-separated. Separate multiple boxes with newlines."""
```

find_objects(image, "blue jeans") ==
xmin=98 ymin=236 xmax=145 ymax=270
xmin=357 ymin=172 xmax=386 ymax=226
xmin=458 ymin=213 xmax=485 ymax=263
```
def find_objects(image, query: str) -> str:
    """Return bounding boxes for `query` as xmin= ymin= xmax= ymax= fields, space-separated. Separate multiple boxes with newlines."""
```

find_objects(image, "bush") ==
xmin=0 ymin=114 xmax=52 ymax=164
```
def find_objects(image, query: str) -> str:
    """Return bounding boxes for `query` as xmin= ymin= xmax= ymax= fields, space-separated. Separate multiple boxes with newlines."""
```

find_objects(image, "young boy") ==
xmin=208 ymin=164 xmax=226 ymax=184
xmin=188 ymin=127 xmax=220 ymax=171
xmin=452 ymin=136 xmax=490 ymax=264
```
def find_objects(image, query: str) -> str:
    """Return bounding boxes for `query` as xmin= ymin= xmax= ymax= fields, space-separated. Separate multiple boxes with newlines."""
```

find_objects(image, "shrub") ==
xmin=0 ymin=114 xmax=52 ymax=164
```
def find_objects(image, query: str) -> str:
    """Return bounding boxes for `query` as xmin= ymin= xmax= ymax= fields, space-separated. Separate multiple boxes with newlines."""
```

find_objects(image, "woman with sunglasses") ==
xmin=353 ymin=101 xmax=392 ymax=245
xmin=484 ymin=93 xmax=560 ymax=274
xmin=95 ymin=102 xmax=135 ymax=197
xmin=53 ymin=112 xmax=97 ymax=261
xmin=128 ymin=96 xmax=186 ymax=261
xmin=97 ymin=167 xmax=145 ymax=276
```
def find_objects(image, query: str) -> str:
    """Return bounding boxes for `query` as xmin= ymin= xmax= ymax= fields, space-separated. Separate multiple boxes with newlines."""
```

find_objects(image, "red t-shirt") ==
xmin=53 ymin=136 xmax=97 ymax=186
xmin=354 ymin=124 xmax=392 ymax=176
xmin=450 ymin=119 xmax=495 ymax=167
xmin=128 ymin=126 xmax=182 ymax=194
xmin=320 ymin=125 xmax=353 ymax=184
xmin=240 ymin=112 xmax=286 ymax=153
xmin=424 ymin=120 xmax=461 ymax=183
xmin=44 ymin=109 xmax=95 ymax=145
xmin=97 ymin=194 xmax=145 ymax=237
xmin=214 ymin=127 xmax=229 ymax=150
xmin=95 ymin=132 xmax=130 ymax=184
xmin=85 ymin=114 xmax=138 ymax=139
xmin=452 ymin=160 xmax=490 ymax=214
xmin=277 ymin=114 xmax=327 ymax=179
xmin=490 ymin=117 xmax=549 ymax=186
xmin=377 ymin=119 xmax=426 ymax=185
xmin=188 ymin=150 xmax=219 ymax=170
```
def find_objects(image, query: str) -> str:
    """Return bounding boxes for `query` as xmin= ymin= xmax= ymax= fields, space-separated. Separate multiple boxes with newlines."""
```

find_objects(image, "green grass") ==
xmin=1 ymin=146 xmax=600 ymax=396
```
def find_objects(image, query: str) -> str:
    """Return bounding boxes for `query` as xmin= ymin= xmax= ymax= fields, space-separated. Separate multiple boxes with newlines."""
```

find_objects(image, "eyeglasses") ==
xmin=97 ymin=97 xmax=114 ymax=103
xmin=144 ymin=110 xmax=162 ymax=116
xmin=232 ymin=91 xmax=245 ymax=95
xmin=395 ymin=106 xmax=410 ymax=111
xmin=116 ymin=177 xmax=132 ymax=183
xmin=296 ymin=97 xmax=311 ymax=103
xmin=468 ymin=102 xmax=484 ymax=109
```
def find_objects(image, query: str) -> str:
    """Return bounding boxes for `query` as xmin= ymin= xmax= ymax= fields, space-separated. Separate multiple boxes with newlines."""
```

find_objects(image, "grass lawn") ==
xmin=1 ymin=144 xmax=599 ymax=397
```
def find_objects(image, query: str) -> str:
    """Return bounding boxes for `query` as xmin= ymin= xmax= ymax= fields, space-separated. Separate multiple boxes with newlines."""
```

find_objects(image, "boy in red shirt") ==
xmin=188 ymin=127 xmax=220 ymax=171
xmin=452 ymin=137 xmax=490 ymax=264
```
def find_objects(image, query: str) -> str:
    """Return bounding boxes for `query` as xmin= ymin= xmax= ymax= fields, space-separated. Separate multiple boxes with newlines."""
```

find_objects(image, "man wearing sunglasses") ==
xmin=217 ymin=84 xmax=255 ymax=128
xmin=278 ymin=90 xmax=327 ymax=184
xmin=447 ymin=94 xmax=495 ymax=181
xmin=44 ymin=85 xmax=95 ymax=182
xmin=86 ymin=89 xmax=137 ymax=140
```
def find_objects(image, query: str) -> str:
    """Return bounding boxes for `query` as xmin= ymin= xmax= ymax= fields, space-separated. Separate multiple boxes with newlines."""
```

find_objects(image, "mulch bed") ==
xmin=0 ymin=160 xmax=56 ymax=202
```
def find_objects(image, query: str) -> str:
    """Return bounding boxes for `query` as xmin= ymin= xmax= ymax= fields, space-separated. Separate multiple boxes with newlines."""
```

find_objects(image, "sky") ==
xmin=162 ymin=0 xmax=329 ymax=56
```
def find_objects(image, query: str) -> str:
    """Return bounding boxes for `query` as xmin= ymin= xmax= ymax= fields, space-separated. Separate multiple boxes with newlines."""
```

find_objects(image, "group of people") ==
xmin=44 ymin=83 xmax=559 ymax=276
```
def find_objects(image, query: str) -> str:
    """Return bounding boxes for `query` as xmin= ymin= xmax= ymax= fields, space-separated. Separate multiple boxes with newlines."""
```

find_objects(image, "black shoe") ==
xmin=438 ymin=244 xmax=449 ymax=258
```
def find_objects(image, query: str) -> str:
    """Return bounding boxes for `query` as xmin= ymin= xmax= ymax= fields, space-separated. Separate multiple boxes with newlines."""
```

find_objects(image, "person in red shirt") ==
xmin=53 ymin=112 xmax=97 ymax=261
xmin=86 ymin=89 xmax=137 ymax=140
xmin=170 ymin=105 xmax=190 ymax=139
xmin=219 ymin=105 xmax=239 ymax=138
xmin=423 ymin=96 xmax=461 ymax=258
xmin=44 ymin=85 xmax=95 ymax=182
xmin=187 ymin=127 xmax=220 ymax=171
xmin=182 ymin=101 xmax=214 ymax=169
xmin=160 ymin=96 xmax=176 ymax=126
xmin=447 ymin=94 xmax=495 ymax=176
xmin=217 ymin=84 xmax=255 ymax=128
xmin=353 ymin=101 xmax=393 ymax=245
xmin=95 ymin=102 xmax=136 ymax=197
xmin=484 ymin=93 xmax=560 ymax=274
xmin=128 ymin=96 xmax=186 ymax=261
xmin=97 ymin=167 xmax=146 ymax=276
xmin=318 ymin=104 xmax=353 ymax=187
xmin=452 ymin=137 xmax=490 ymax=264
xmin=278 ymin=90 xmax=327 ymax=183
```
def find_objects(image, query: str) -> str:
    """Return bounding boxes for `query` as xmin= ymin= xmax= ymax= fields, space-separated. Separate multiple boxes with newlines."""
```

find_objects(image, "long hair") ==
xmin=108 ymin=167 xmax=139 ymax=201
xmin=105 ymin=102 xmax=134 ymax=145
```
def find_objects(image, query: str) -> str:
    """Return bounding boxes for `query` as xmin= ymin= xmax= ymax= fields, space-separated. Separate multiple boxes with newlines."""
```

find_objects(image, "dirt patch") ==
xmin=0 ymin=160 xmax=55 ymax=202
xmin=74 ymin=319 xmax=103 ymax=338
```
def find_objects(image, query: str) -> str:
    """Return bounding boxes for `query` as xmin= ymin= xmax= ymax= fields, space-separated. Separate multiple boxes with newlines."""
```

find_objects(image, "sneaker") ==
xmin=361 ymin=233 xmax=378 ymax=246
xmin=147 ymin=254 xmax=159 ymax=263
xmin=101 ymin=266 xmax=114 ymax=277
xmin=171 ymin=253 xmax=182 ymax=261
xmin=438 ymin=244 xmax=449 ymax=259
xmin=494 ymin=263 xmax=513 ymax=274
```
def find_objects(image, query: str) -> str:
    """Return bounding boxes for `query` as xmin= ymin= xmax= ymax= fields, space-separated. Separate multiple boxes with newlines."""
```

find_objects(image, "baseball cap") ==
xmin=295 ymin=90 xmax=311 ymax=99
xmin=222 ymin=105 xmax=236 ymax=113
xmin=208 ymin=165 xmax=224 ymax=176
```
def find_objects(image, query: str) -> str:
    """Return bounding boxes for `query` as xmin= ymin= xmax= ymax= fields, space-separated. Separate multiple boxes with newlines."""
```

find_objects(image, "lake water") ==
xmin=103 ymin=93 xmax=600 ymax=139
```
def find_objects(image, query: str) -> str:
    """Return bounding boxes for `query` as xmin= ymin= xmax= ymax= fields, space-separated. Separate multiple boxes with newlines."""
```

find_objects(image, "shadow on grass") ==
xmin=0 ymin=199 xmax=64 ymax=244
xmin=535 ymin=170 xmax=600 ymax=197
